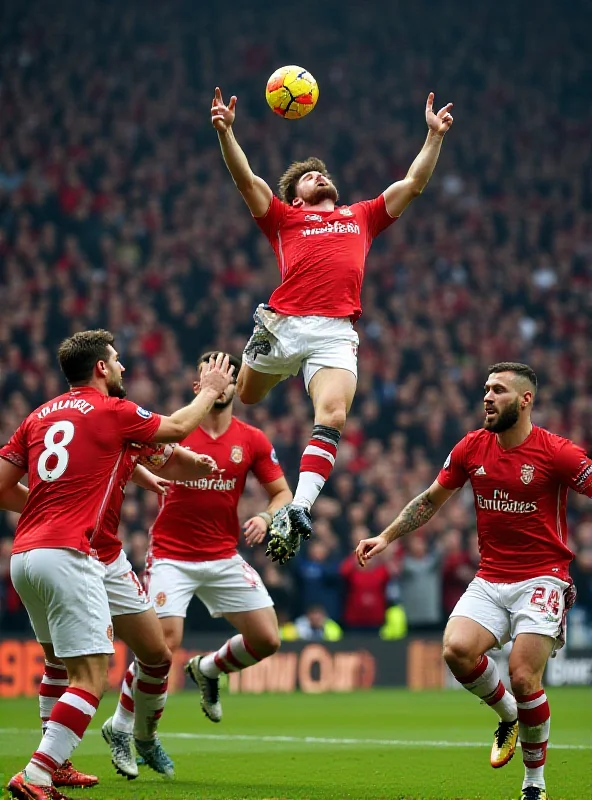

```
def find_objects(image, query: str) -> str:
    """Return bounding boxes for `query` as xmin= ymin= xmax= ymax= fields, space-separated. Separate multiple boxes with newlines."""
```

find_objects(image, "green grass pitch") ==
xmin=1 ymin=688 xmax=590 ymax=799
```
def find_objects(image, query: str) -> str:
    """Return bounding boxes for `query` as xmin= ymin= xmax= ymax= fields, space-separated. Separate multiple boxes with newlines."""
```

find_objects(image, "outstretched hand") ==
xmin=426 ymin=92 xmax=454 ymax=136
xmin=355 ymin=534 xmax=389 ymax=567
xmin=211 ymin=87 xmax=237 ymax=132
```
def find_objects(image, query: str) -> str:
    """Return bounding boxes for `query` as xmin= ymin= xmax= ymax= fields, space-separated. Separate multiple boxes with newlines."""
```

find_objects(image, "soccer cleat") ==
xmin=7 ymin=772 xmax=72 ymax=800
xmin=184 ymin=655 xmax=222 ymax=722
xmin=519 ymin=787 xmax=548 ymax=800
xmin=244 ymin=311 xmax=272 ymax=361
xmin=266 ymin=504 xmax=313 ymax=564
xmin=52 ymin=760 xmax=98 ymax=789
xmin=134 ymin=737 xmax=175 ymax=779
xmin=101 ymin=716 xmax=138 ymax=780
xmin=490 ymin=718 xmax=518 ymax=768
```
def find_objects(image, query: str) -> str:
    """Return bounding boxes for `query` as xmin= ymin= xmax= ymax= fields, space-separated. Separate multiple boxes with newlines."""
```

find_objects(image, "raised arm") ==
xmin=211 ymin=87 xmax=273 ymax=218
xmin=382 ymin=92 xmax=453 ymax=218
xmin=355 ymin=478 xmax=458 ymax=565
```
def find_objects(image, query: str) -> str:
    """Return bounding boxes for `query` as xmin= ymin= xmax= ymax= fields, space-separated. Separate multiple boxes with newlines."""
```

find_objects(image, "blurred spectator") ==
xmin=292 ymin=539 xmax=343 ymax=620
xmin=340 ymin=528 xmax=392 ymax=632
xmin=293 ymin=605 xmax=343 ymax=641
xmin=399 ymin=536 xmax=443 ymax=633
xmin=441 ymin=528 xmax=477 ymax=616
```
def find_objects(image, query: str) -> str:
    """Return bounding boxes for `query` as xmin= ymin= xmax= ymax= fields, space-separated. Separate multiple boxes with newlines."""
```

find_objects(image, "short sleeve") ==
xmin=353 ymin=195 xmax=398 ymax=239
xmin=250 ymin=430 xmax=285 ymax=485
xmin=0 ymin=421 xmax=29 ymax=471
xmin=437 ymin=437 xmax=469 ymax=490
xmin=253 ymin=195 xmax=288 ymax=241
xmin=554 ymin=441 xmax=592 ymax=497
xmin=114 ymin=399 xmax=161 ymax=444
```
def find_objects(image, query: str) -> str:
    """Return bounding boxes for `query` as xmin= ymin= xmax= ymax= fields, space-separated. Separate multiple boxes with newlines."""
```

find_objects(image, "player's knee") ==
xmin=442 ymin=638 xmax=476 ymax=671
xmin=316 ymin=405 xmax=347 ymax=432
xmin=509 ymin=665 xmax=540 ymax=698
xmin=253 ymin=630 xmax=281 ymax=658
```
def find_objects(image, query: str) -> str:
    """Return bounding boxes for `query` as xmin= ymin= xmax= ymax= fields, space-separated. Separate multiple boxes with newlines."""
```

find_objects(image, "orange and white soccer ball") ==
xmin=265 ymin=65 xmax=319 ymax=120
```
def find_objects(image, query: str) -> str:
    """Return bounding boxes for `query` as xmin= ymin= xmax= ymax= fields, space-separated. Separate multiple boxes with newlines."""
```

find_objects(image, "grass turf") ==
xmin=1 ymin=688 xmax=590 ymax=799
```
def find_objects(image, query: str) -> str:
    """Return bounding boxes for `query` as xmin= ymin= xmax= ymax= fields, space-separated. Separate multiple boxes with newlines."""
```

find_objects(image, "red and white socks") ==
xmin=293 ymin=424 xmax=340 ymax=510
xmin=456 ymin=655 xmax=518 ymax=722
xmin=39 ymin=661 xmax=69 ymax=735
xmin=112 ymin=661 xmax=136 ymax=735
xmin=199 ymin=635 xmax=263 ymax=677
xmin=133 ymin=660 xmax=170 ymax=741
xmin=517 ymin=689 xmax=550 ymax=791
xmin=26 ymin=688 xmax=99 ymax=786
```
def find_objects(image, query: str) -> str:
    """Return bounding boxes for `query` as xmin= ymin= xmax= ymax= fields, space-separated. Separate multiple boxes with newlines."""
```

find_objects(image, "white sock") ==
xmin=199 ymin=635 xmax=262 ymax=678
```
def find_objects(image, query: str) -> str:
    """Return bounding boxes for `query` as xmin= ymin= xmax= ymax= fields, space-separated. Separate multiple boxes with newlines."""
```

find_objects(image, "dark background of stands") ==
xmin=0 ymin=0 xmax=591 ymax=644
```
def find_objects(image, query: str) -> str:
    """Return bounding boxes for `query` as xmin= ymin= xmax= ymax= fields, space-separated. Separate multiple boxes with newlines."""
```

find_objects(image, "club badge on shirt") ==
xmin=230 ymin=446 xmax=243 ymax=464
xmin=520 ymin=464 xmax=535 ymax=484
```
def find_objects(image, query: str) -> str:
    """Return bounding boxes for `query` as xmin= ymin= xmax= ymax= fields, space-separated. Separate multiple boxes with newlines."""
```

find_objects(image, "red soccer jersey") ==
xmin=1 ymin=387 xmax=161 ymax=560
xmin=437 ymin=426 xmax=592 ymax=583
xmin=148 ymin=417 xmax=284 ymax=562
xmin=255 ymin=194 xmax=396 ymax=321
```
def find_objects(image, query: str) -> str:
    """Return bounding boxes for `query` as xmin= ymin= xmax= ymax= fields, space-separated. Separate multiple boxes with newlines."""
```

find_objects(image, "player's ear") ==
xmin=193 ymin=380 xmax=200 ymax=396
xmin=96 ymin=359 xmax=108 ymax=377
xmin=292 ymin=197 xmax=303 ymax=208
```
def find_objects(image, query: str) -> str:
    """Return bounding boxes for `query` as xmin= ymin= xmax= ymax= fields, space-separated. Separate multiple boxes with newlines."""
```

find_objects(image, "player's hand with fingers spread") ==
xmin=355 ymin=532 xmax=389 ymax=567
xmin=425 ymin=92 xmax=454 ymax=136
xmin=243 ymin=515 xmax=269 ymax=546
xmin=200 ymin=352 xmax=235 ymax=397
xmin=211 ymin=87 xmax=237 ymax=132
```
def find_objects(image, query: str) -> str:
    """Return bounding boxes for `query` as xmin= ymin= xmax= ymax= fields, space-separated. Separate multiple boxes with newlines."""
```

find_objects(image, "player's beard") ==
xmin=483 ymin=399 xmax=520 ymax=433
xmin=309 ymin=183 xmax=338 ymax=205
xmin=213 ymin=386 xmax=235 ymax=410
xmin=107 ymin=373 xmax=127 ymax=399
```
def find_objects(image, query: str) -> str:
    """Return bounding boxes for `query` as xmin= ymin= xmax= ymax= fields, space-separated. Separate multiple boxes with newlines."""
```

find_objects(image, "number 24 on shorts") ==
xmin=529 ymin=586 xmax=560 ymax=616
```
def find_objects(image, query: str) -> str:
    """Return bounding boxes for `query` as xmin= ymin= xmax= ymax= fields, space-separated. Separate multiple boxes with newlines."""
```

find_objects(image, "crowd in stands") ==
xmin=1 ymin=0 xmax=591 ymax=644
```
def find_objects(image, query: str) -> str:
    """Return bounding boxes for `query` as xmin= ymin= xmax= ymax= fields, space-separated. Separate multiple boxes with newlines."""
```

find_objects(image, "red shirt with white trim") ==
xmin=255 ymin=194 xmax=396 ymax=321
xmin=437 ymin=426 xmax=592 ymax=583
xmin=148 ymin=417 xmax=284 ymax=562
xmin=1 ymin=387 xmax=161 ymax=561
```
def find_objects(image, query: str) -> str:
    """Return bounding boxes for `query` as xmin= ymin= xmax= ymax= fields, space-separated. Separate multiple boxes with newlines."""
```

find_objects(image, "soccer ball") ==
xmin=265 ymin=65 xmax=319 ymax=120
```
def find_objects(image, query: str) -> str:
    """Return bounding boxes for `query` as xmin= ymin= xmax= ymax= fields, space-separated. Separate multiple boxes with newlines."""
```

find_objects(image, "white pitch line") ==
xmin=0 ymin=729 xmax=589 ymax=750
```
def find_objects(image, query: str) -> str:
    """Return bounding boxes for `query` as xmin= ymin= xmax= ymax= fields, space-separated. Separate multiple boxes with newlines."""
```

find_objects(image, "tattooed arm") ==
xmin=355 ymin=480 xmax=459 ymax=566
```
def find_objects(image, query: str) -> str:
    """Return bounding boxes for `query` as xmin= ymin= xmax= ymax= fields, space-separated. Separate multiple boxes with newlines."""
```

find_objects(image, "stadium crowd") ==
xmin=1 ymin=0 xmax=591 ymax=643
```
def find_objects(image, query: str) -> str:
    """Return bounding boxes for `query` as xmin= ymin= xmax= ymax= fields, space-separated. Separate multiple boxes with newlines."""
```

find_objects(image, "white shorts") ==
xmin=243 ymin=304 xmax=359 ymax=391
xmin=103 ymin=550 xmax=152 ymax=617
xmin=145 ymin=554 xmax=274 ymax=619
xmin=450 ymin=575 xmax=570 ymax=649
xmin=10 ymin=548 xmax=114 ymax=658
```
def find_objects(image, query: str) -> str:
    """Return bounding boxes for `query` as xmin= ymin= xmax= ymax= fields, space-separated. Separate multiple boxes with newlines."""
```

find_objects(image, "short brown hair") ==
xmin=488 ymin=362 xmax=538 ymax=393
xmin=58 ymin=329 xmax=115 ymax=385
xmin=197 ymin=351 xmax=241 ymax=382
xmin=278 ymin=157 xmax=335 ymax=205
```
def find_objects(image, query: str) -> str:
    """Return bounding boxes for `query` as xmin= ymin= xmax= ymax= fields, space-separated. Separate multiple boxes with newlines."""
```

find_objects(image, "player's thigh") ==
xmin=146 ymin=558 xmax=200 ymax=620
xmin=195 ymin=555 xmax=274 ymax=618
xmin=308 ymin=367 xmax=357 ymax=422
xmin=224 ymin=606 xmax=280 ymax=650
xmin=10 ymin=551 xmax=52 ymax=646
xmin=11 ymin=548 xmax=114 ymax=659
xmin=506 ymin=576 xmax=569 ymax=646
xmin=237 ymin=362 xmax=285 ymax=405
xmin=446 ymin=577 xmax=510 ymax=650
xmin=112 ymin=607 xmax=170 ymax=665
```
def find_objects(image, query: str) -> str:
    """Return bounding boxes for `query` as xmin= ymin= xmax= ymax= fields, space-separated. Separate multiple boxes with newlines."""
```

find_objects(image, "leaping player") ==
xmin=356 ymin=362 xmax=592 ymax=800
xmin=211 ymin=85 xmax=453 ymax=563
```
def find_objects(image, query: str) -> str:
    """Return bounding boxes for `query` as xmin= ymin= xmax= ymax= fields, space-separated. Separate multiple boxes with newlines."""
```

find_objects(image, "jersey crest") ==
xmin=230 ymin=445 xmax=243 ymax=464
xmin=520 ymin=464 xmax=535 ymax=484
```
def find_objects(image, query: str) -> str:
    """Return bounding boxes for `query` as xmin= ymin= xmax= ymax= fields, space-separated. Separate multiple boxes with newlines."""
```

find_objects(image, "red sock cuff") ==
xmin=67 ymin=687 xmax=99 ymax=709
xmin=459 ymin=655 xmax=488 ymax=684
